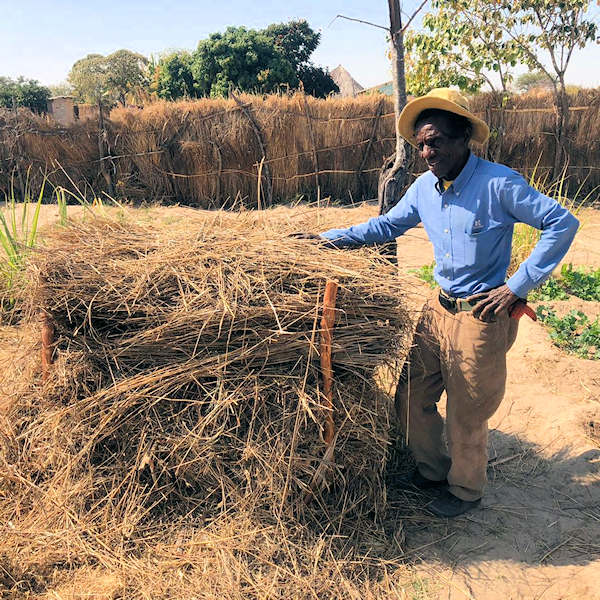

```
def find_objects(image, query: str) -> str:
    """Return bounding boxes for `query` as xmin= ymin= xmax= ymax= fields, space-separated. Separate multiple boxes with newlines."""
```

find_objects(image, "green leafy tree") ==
xmin=297 ymin=64 xmax=338 ymax=97
xmin=405 ymin=0 xmax=522 ymax=95
xmin=483 ymin=0 xmax=598 ymax=171
xmin=263 ymin=20 xmax=338 ymax=97
xmin=106 ymin=49 xmax=149 ymax=105
xmin=515 ymin=70 xmax=556 ymax=92
xmin=411 ymin=0 xmax=598 ymax=171
xmin=191 ymin=26 xmax=298 ymax=97
xmin=263 ymin=20 xmax=320 ymax=68
xmin=152 ymin=51 xmax=197 ymax=100
xmin=0 ymin=77 xmax=50 ymax=113
xmin=68 ymin=53 xmax=110 ymax=104
xmin=68 ymin=50 xmax=149 ymax=105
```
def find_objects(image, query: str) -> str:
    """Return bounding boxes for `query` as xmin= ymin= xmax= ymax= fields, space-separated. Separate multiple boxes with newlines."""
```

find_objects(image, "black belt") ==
xmin=438 ymin=290 xmax=478 ymax=313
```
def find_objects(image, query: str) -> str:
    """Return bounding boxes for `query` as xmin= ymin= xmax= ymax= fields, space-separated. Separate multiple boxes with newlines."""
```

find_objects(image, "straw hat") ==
xmin=398 ymin=88 xmax=490 ymax=147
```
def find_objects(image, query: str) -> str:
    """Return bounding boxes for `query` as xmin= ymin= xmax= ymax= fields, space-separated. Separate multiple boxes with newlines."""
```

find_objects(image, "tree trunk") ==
xmin=553 ymin=80 xmax=569 ymax=177
xmin=378 ymin=0 xmax=411 ymax=264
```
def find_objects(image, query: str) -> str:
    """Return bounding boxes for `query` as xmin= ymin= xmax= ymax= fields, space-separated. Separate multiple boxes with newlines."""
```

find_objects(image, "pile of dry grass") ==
xmin=0 ymin=209 xmax=414 ymax=597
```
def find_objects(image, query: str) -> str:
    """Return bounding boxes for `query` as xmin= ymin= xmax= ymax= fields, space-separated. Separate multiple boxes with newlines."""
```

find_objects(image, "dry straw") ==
xmin=2 ymin=89 xmax=597 ymax=208
xmin=1 ymin=208 xmax=415 ymax=597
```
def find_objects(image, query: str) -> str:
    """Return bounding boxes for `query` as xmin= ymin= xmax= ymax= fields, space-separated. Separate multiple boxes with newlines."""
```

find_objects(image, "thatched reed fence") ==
xmin=1 ymin=89 xmax=599 ymax=207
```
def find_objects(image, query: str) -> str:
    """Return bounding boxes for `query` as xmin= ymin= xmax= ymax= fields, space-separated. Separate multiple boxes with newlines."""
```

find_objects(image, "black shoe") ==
xmin=397 ymin=469 xmax=448 ymax=490
xmin=428 ymin=489 xmax=481 ymax=517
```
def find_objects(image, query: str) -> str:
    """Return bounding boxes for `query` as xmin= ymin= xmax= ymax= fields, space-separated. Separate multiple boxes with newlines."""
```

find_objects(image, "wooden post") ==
xmin=41 ymin=312 xmax=55 ymax=382
xmin=303 ymin=280 xmax=339 ymax=504
xmin=320 ymin=280 xmax=338 ymax=447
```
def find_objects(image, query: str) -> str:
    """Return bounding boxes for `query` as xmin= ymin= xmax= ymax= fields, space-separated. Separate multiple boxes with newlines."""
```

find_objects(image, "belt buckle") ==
xmin=438 ymin=290 xmax=457 ymax=312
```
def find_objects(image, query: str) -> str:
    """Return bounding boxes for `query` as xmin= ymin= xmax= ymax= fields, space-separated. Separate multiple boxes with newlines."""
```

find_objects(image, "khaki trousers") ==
xmin=395 ymin=291 xmax=519 ymax=501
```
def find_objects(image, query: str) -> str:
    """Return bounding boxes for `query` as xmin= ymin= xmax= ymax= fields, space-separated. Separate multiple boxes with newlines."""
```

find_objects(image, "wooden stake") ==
xmin=320 ymin=280 xmax=338 ymax=446
xmin=41 ymin=312 xmax=55 ymax=382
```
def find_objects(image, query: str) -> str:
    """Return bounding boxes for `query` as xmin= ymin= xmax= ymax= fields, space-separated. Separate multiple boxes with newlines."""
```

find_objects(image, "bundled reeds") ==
xmin=2 ymin=90 xmax=599 ymax=209
xmin=0 ymin=209 xmax=413 ymax=595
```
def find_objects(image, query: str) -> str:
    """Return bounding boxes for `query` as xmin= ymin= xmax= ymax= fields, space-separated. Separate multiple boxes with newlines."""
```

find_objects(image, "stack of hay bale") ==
xmin=2 ymin=211 xmax=412 ymax=577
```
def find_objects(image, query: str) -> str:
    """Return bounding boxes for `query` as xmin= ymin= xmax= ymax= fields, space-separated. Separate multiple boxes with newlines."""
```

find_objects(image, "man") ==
xmin=302 ymin=88 xmax=579 ymax=517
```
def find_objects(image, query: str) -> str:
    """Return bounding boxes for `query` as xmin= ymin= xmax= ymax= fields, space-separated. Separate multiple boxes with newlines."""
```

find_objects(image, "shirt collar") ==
xmin=448 ymin=152 xmax=479 ymax=195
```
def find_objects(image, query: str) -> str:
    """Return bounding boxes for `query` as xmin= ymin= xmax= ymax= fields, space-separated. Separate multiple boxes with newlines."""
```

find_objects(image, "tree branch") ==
xmin=402 ymin=0 xmax=429 ymax=33
xmin=328 ymin=14 xmax=389 ymax=32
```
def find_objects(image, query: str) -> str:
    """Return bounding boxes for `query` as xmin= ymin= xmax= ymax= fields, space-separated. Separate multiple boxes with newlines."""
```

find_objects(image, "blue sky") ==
xmin=2 ymin=0 xmax=599 ymax=89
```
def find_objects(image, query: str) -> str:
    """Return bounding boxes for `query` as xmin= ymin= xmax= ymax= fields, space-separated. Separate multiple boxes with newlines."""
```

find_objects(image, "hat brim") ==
xmin=398 ymin=96 xmax=490 ymax=147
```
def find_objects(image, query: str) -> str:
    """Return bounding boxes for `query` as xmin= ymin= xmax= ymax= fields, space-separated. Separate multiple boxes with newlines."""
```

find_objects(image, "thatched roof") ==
xmin=330 ymin=65 xmax=364 ymax=97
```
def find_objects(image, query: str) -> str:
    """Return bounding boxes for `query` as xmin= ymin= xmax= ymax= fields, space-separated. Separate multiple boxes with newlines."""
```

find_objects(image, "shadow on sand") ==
xmin=384 ymin=427 xmax=600 ymax=568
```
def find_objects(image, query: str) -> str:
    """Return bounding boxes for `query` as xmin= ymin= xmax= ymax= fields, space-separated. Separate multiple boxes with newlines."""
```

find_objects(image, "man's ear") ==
xmin=464 ymin=124 xmax=473 ymax=143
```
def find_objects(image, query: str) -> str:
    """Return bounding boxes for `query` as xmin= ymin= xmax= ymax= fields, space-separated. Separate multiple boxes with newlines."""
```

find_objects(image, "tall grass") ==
xmin=0 ymin=175 xmax=72 ymax=315
xmin=0 ymin=171 xmax=45 ymax=310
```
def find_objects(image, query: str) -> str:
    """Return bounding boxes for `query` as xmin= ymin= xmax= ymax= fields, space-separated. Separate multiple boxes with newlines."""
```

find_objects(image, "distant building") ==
xmin=47 ymin=96 xmax=76 ymax=126
xmin=330 ymin=65 xmax=364 ymax=97
xmin=47 ymin=96 xmax=99 ymax=125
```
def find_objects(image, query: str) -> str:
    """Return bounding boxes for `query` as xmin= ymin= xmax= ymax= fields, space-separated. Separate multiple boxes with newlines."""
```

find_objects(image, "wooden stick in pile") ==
xmin=320 ymin=280 xmax=338 ymax=447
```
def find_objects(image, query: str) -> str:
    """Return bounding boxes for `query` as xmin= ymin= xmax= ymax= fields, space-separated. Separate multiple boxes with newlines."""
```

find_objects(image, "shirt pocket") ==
xmin=463 ymin=215 xmax=502 ymax=265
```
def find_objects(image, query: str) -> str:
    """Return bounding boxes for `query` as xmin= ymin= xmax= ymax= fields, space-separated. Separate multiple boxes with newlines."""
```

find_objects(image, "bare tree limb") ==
xmin=401 ymin=0 xmax=429 ymax=33
xmin=328 ymin=14 xmax=390 ymax=32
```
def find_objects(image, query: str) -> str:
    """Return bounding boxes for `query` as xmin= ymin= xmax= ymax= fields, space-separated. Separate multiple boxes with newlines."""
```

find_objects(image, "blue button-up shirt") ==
xmin=321 ymin=153 xmax=579 ymax=298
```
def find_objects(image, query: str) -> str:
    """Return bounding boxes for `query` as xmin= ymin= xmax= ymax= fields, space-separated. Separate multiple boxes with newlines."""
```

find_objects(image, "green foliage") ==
xmin=405 ymin=0 xmax=522 ymax=95
xmin=536 ymin=305 xmax=600 ymax=360
xmin=48 ymin=81 xmax=74 ymax=97
xmin=529 ymin=276 xmax=569 ymax=301
xmin=263 ymin=20 xmax=338 ymax=97
xmin=191 ymin=26 xmax=298 ymax=97
xmin=152 ymin=51 xmax=197 ymax=100
xmin=68 ymin=49 xmax=149 ymax=105
xmin=0 ymin=171 xmax=45 ymax=310
xmin=105 ymin=49 xmax=149 ymax=105
xmin=0 ymin=76 xmax=50 ymax=113
xmin=515 ymin=70 xmax=555 ymax=92
xmin=153 ymin=21 xmax=335 ymax=100
xmin=499 ymin=0 xmax=598 ymax=87
xmin=560 ymin=263 xmax=600 ymax=301
xmin=410 ymin=262 xmax=438 ymax=288
xmin=405 ymin=0 xmax=598 ymax=98
xmin=529 ymin=265 xmax=600 ymax=301
xmin=297 ymin=64 xmax=338 ymax=97
xmin=263 ymin=20 xmax=320 ymax=70
xmin=68 ymin=53 xmax=110 ymax=104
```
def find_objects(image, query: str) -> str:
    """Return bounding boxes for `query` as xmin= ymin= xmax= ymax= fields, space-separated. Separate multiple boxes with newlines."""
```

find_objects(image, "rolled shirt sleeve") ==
xmin=320 ymin=183 xmax=421 ymax=247
xmin=501 ymin=173 xmax=579 ymax=298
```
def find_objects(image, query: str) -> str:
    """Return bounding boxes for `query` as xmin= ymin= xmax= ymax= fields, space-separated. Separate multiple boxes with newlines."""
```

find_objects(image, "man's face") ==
xmin=415 ymin=116 xmax=469 ymax=180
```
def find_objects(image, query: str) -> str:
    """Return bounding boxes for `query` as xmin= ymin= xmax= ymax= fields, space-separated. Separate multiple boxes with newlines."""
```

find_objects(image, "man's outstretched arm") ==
xmin=319 ymin=184 xmax=421 ymax=248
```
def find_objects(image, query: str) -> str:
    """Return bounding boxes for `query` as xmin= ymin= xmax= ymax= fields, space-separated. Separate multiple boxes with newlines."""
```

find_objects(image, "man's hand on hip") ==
xmin=467 ymin=285 xmax=519 ymax=322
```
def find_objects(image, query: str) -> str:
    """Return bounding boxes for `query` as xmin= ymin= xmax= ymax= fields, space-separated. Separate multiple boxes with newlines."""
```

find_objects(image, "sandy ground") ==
xmin=2 ymin=202 xmax=599 ymax=599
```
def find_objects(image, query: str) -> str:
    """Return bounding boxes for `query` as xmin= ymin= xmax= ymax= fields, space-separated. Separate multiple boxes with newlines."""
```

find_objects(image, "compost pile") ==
xmin=1 ymin=211 xmax=412 ymax=591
